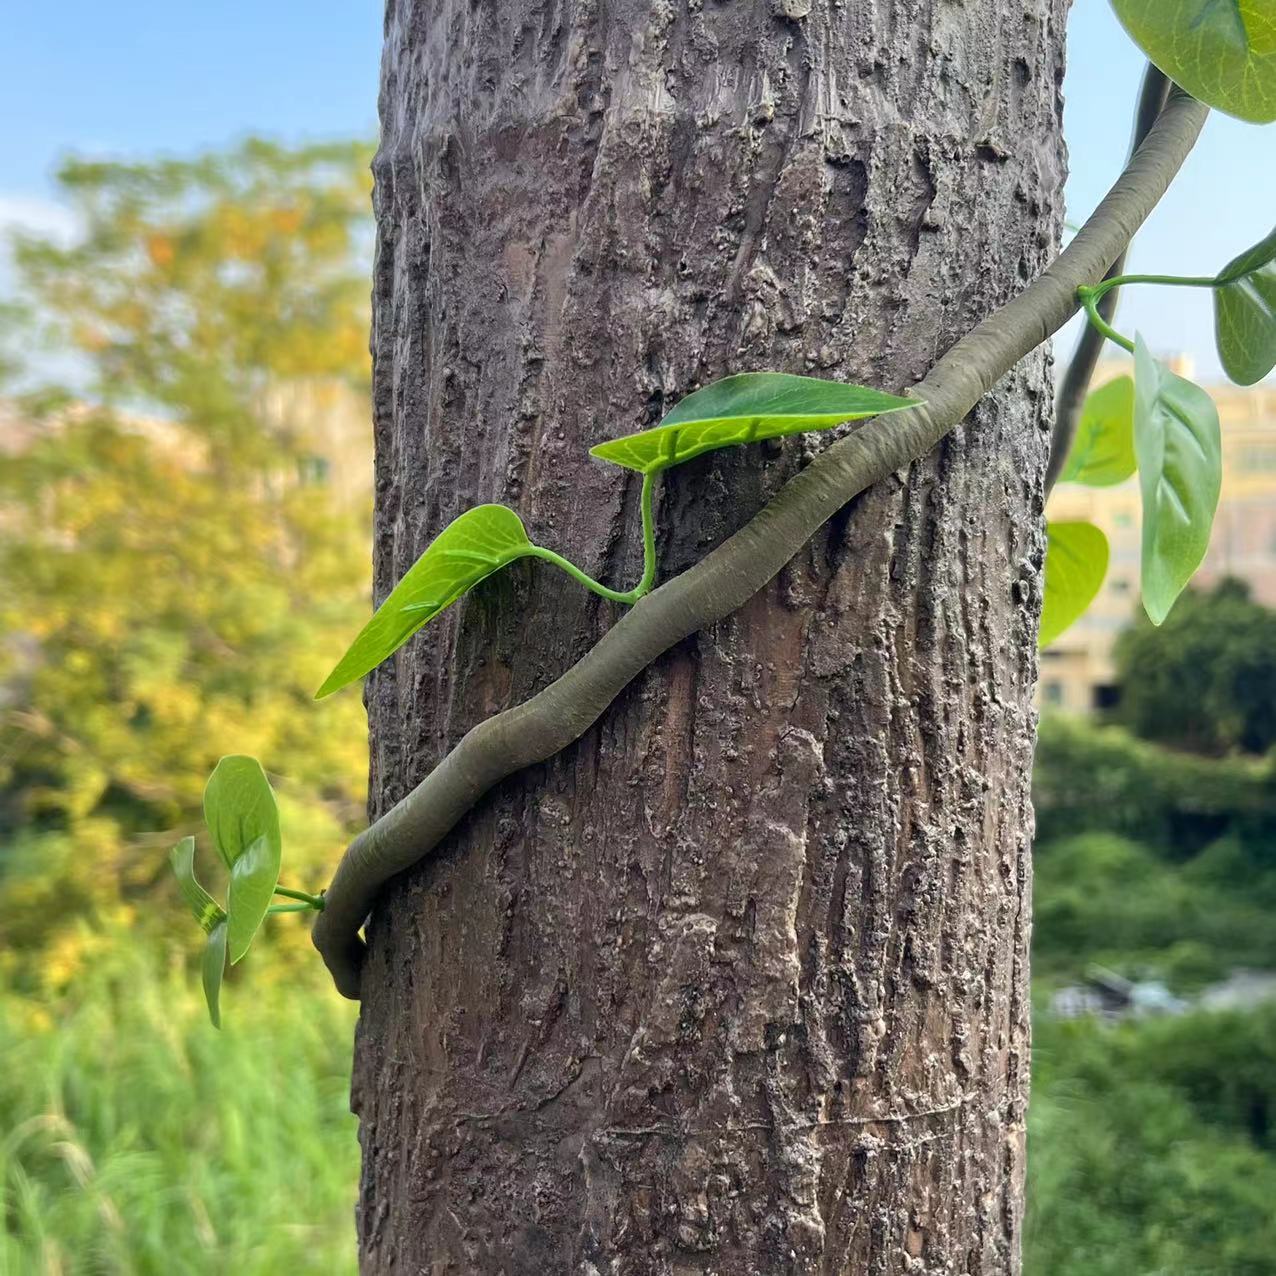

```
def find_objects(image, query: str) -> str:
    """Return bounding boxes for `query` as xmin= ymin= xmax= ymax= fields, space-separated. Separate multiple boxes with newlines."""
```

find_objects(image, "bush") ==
xmin=1028 ymin=1010 xmax=1276 ymax=1276
xmin=1032 ymin=831 xmax=1276 ymax=986
xmin=1034 ymin=715 xmax=1276 ymax=860
xmin=1114 ymin=578 xmax=1276 ymax=756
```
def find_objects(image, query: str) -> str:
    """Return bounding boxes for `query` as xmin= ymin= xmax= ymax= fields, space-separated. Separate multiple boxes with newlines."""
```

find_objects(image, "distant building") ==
xmin=1042 ymin=359 xmax=1276 ymax=715
xmin=1048 ymin=965 xmax=1187 ymax=1022
xmin=260 ymin=378 xmax=373 ymax=511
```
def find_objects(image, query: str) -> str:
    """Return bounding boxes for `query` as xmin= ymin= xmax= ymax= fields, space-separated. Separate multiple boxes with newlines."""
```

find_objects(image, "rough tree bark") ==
xmin=354 ymin=1 xmax=1067 ymax=1271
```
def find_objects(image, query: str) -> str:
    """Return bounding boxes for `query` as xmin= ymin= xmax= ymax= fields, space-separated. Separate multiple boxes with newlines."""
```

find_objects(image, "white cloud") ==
xmin=0 ymin=193 xmax=80 ymax=249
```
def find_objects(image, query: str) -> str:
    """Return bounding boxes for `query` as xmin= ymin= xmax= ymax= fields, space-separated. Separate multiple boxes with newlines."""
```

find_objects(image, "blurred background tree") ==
xmin=1114 ymin=577 xmax=1276 ymax=756
xmin=0 ymin=139 xmax=373 ymax=1273
xmin=0 ymin=139 xmax=373 ymax=975
xmin=1027 ymin=583 xmax=1276 ymax=1276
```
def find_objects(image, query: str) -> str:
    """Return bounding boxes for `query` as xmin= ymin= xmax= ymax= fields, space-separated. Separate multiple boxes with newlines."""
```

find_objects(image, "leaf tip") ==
xmin=313 ymin=674 xmax=342 ymax=700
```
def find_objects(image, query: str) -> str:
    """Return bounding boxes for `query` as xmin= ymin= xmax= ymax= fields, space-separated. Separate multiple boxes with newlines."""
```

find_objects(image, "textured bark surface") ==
xmin=354 ymin=1 xmax=1067 ymax=1271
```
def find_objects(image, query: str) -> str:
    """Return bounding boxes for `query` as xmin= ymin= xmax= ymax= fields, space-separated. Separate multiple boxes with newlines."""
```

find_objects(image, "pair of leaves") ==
xmin=1111 ymin=0 xmax=1276 ymax=123
xmin=1041 ymin=379 xmax=1133 ymax=647
xmin=318 ymin=373 xmax=917 ymax=698
xmin=1047 ymin=338 xmax=1222 ymax=643
xmin=169 ymin=756 xmax=282 ymax=1026
xmin=171 ymin=839 xmax=231 ymax=1027
xmin=1215 ymin=226 xmax=1276 ymax=385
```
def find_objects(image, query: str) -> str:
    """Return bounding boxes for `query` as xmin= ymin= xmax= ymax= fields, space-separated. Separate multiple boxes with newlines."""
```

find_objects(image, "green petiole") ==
xmin=1078 ymin=286 xmax=1135 ymax=355
xmin=1086 ymin=271 xmax=1219 ymax=305
xmin=527 ymin=469 xmax=658 ymax=607
xmin=1079 ymin=262 xmax=1245 ymax=356
xmin=273 ymin=885 xmax=325 ymax=911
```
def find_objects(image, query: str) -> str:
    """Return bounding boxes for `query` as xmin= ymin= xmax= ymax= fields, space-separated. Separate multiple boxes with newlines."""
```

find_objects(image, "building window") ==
xmin=1043 ymin=682 xmax=1064 ymax=707
xmin=1238 ymin=446 xmax=1276 ymax=473
xmin=1093 ymin=684 xmax=1120 ymax=711
xmin=298 ymin=453 xmax=331 ymax=485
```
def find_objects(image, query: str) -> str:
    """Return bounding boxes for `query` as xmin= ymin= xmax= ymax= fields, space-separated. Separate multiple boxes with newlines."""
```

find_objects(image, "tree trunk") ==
xmin=354 ymin=1 xmax=1066 ymax=1271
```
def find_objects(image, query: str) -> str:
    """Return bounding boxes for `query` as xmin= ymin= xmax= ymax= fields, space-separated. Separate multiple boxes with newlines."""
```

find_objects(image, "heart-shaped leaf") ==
xmin=317 ymin=504 xmax=534 ymax=699
xmin=1133 ymin=335 xmax=1223 ymax=625
xmin=203 ymin=756 xmax=282 ymax=964
xmin=169 ymin=836 xmax=226 ymax=935
xmin=1109 ymin=0 xmax=1276 ymax=123
xmin=1040 ymin=522 xmax=1110 ymax=648
xmin=1215 ymin=226 xmax=1276 ymax=385
xmin=589 ymin=372 xmax=917 ymax=475
xmin=202 ymin=920 xmax=228 ymax=1029
xmin=1061 ymin=376 xmax=1137 ymax=487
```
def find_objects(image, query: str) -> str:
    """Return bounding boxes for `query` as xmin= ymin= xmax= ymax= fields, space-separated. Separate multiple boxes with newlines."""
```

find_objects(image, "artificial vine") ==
xmin=168 ymin=2 xmax=1276 ymax=1022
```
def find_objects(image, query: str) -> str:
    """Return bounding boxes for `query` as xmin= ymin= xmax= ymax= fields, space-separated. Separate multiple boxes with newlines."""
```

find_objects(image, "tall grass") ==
xmin=0 ymin=934 xmax=358 ymax=1275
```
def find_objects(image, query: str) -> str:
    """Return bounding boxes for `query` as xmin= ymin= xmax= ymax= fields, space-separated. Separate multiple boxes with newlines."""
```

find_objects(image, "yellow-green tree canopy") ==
xmin=0 ymin=139 xmax=374 ymax=988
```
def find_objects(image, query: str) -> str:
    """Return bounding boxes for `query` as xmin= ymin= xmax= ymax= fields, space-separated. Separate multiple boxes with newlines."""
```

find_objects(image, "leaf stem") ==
xmin=635 ymin=470 xmax=658 ymax=598
xmin=273 ymin=885 xmax=325 ymax=910
xmin=1046 ymin=61 xmax=1170 ymax=494
xmin=1088 ymin=271 xmax=1219 ymax=302
xmin=1079 ymin=288 xmax=1136 ymax=355
xmin=527 ymin=471 xmax=660 ymax=606
xmin=267 ymin=902 xmax=314 ymax=915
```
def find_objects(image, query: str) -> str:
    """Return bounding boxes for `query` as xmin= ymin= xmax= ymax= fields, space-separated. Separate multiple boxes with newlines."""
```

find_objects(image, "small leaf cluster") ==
xmin=1044 ymin=224 xmax=1276 ymax=645
xmin=169 ymin=757 xmax=322 ymax=1026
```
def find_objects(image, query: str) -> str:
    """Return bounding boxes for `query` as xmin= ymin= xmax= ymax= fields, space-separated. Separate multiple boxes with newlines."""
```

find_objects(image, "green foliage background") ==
xmin=1 ymin=141 xmax=372 ymax=1271
xmin=3 ymin=138 xmax=1275 ymax=1273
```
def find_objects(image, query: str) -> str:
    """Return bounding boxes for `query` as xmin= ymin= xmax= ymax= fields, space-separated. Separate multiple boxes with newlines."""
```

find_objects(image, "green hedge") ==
xmin=1034 ymin=715 xmax=1276 ymax=861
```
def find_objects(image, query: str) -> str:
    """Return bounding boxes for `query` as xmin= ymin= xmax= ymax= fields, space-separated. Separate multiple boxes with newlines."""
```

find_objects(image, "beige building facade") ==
xmin=1042 ymin=360 xmax=1276 ymax=715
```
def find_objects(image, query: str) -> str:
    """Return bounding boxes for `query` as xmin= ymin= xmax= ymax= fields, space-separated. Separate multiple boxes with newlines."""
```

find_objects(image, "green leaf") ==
xmin=202 ymin=921 xmax=228 ymax=1029
xmin=1061 ymin=376 xmax=1137 ymax=487
xmin=203 ymin=756 xmax=282 ymax=964
xmin=589 ymin=372 xmax=917 ymax=475
xmin=169 ymin=836 xmax=226 ymax=935
xmin=1215 ymin=226 xmax=1276 ymax=385
xmin=1109 ymin=0 xmax=1276 ymax=123
xmin=1133 ymin=335 xmax=1223 ymax=626
xmin=316 ymin=504 xmax=534 ymax=699
xmin=1040 ymin=522 xmax=1110 ymax=648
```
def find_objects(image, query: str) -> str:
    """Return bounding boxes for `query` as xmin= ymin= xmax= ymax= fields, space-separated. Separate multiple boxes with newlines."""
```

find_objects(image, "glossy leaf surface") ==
xmin=1109 ymin=0 xmax=1276 ymax=123
xmin=203 ymin=756 xmax=282 ymax=964
xmin=317 ymin=505 xmax=534 ymax=699
xmin=169 ymin=836 xmax=226 ymax=935
xmin=1215 ymin=226 xmax=1276 ymax=385
xmin=202 ymin=921 xmax=228 ymax=1029
xmin=589 ymin=372 xmax=917 ymax=475
xmin=1040 ymin=522 xmax=1110 ymax=648
xmin=1061 ymin=376 xmax=1137 ymax=487
xmin=1133 ymin=336 xmax=1222 ymax=626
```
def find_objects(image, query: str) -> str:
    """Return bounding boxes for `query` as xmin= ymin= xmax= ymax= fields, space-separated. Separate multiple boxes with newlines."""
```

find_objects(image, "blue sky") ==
xmin=0 ymin=0 xmax=1272 ymax=380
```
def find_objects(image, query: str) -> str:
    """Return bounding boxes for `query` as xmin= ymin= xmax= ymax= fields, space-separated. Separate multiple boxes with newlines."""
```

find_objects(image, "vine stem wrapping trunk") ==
xmin=355 ymin=1 xmax=1068 ymax=1270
